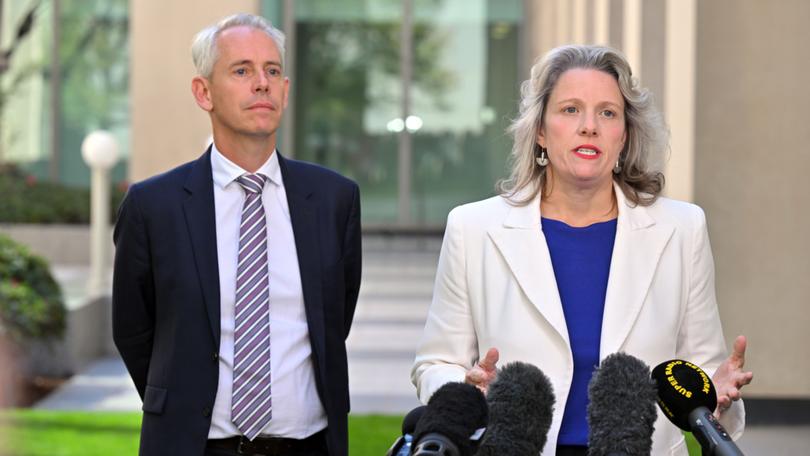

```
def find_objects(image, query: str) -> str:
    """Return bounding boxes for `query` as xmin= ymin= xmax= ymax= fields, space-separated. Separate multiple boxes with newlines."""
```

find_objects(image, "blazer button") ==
xmin=202 ymin=407 xmax=211 ymax=417
xmin=212 ymin=352 xmax=219 ymax=362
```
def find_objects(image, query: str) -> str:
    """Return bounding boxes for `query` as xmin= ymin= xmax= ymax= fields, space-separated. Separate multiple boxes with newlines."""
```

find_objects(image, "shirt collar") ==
xmin=210 ymin=142 xmax=283 ymax=190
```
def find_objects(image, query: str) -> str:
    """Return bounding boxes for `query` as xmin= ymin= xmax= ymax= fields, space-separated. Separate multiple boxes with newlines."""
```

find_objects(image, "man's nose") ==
xmin=254 ymin=71 xmax=269 ymax=92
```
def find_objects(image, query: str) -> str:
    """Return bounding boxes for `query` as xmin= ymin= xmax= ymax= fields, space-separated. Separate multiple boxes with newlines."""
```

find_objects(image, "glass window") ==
xmin=277 ymin=0 xmax=523 ymax=228
xmin=0 ymin=0 xmax=129 ymax=188
xmin=57 ymin=0 xmax=129 ymax=187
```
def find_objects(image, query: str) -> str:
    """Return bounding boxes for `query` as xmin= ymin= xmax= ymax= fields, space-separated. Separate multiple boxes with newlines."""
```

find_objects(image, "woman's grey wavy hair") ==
xmin=191 ymin=13 xmax=286 ymax=79
xmin=498 ymin=44 xmax=667 ymax=206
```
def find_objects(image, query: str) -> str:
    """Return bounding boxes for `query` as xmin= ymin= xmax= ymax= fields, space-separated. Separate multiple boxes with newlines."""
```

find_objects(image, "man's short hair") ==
xmin=191 ymin=13 xmax=286 ymax=79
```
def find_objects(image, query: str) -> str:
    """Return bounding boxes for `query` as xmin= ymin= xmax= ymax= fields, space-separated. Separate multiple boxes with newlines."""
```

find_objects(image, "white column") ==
xmin=572 ymin=0 xmax=587 ymax=44
xmin=623 ymin=0 xmax=642 ymax=81
xmin=539 ymin=0 xmax=556 ymax=56
xmin=593 ymin=0 xmax=610 ymax=45
xmin=555 ymin=0 xmax=570 ymax=46
xmin=664 ymin=0 xmax=696 ymax=202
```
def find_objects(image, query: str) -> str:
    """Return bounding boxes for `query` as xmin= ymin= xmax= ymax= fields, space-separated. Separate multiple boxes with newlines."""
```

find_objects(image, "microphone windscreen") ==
xmin=402 ymin=405 xmax=427 ymax=435
xmin=477 ymin=361 xmax=555 ymax=456
xmin=413 ymin=382 xmax=489 ymax=456
xmin=587 ymin=352 xmax=658 ymax=456
xmin=651 ymin=359 xmax=717 ymax=431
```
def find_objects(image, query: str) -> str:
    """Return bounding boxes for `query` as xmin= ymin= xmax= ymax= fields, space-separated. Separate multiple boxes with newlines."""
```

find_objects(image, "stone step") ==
xmin=348 ymin=357 xmax=418 ymax=397
xmin=353 ymin=299 xmax=430 ymax=324
xmin=346 ymin=325 xmax=424 ymax=354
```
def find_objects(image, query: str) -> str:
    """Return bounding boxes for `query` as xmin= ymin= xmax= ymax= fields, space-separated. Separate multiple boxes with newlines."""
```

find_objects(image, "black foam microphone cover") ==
xmin=403 ymin=405 xmax=428 ymax=435
xmin=476 ymin=361 xmax=555 ymax=456
xmin=412 ymin=382 xmax=489 ymax=456
xmin=587 ymin=352 xmax=658 ymax=456
xmin=651 ymin=359 xmax=717 ymax=431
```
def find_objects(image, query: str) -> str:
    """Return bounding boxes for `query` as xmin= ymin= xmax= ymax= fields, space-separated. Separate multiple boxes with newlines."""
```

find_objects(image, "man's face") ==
xmin=194 ymin=26 xmax=289 ymax=143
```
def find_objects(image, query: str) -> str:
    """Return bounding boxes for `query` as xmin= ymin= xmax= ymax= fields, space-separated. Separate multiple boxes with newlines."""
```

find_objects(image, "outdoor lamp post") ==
xmin=81 ymin=130 xmax=120 ymax=298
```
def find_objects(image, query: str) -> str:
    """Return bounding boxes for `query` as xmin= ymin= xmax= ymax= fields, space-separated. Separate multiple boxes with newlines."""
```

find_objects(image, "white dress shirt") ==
xmin=207 ymin=143 xmax=327 ymax=439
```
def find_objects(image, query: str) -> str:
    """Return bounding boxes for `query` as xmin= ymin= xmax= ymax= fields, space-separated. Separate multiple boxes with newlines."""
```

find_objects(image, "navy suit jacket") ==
xmin=112 ymin=149 xmax=361 ymax=456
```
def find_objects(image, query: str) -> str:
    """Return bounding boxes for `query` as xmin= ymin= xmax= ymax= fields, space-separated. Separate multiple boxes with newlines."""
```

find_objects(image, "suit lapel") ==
xmin=600 ymin=186 xmax=674 ymax=357
xmin=277 ymin=153 xmax=326 ymax=359
xmin=182 ymin=148 xmax=221 ymax=345
xmin=486 ymin=185 xmax=675 ymax=353
xmin=488 ymin=195 xmax=570 ymax=345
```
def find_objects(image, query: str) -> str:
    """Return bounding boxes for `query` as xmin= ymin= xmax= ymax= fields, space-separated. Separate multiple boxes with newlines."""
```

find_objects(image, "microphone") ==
xmin=587 ymin=352 xmax=658 ymax=456
xmin=651 ymin=360 xmax=744 ymax=456
xmin=387 ymin=405 xmax=427 ymax=456
xmin=412 ymin=382 xmax=489 ymax=456
xmin=476 ymin=361 xmax=555 ymax=456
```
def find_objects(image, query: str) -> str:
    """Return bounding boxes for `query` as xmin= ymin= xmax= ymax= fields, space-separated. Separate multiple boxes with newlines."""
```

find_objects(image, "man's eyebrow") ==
xmin=228 ymin=59 xmax=253 ymax=68
xmin=228 ymin=59 xmax=282 ymax=67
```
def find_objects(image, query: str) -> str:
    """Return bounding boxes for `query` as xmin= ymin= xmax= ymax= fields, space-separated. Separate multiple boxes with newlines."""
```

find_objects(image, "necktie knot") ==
xmin=236 ymin=173 xmax=267 ymax=195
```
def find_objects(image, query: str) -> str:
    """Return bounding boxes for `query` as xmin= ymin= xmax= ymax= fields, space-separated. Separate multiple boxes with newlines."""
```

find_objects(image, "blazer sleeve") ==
xmin=342 ymin=183 xmax=362 ymax=339
xmin=411 ymin=207 xmax=479 ymax=403
xmin=111 ymin=185 xmax=155 ymax=399
xmin=676 ymin=206 xmax=745 ymax=438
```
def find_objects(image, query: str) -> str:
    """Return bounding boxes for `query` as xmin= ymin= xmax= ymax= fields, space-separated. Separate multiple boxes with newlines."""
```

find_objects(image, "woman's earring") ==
xmin=536 ymin=147 xmax=549 ymax=167
xmin=613 ymin=153 xmax=624 ymax=174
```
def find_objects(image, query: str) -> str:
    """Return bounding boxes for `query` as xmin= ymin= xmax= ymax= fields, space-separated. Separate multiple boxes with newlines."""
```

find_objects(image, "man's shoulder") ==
xmin=282 ymin=156 xmax=358 ymax=190
xmin=131 ymin=156 xmax=202 ymax=193
xmin=125 ymin=155 xmax=206 ymax=209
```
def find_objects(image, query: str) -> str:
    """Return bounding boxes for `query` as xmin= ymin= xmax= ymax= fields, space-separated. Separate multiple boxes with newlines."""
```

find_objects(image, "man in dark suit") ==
xmin=112 ymin=13 xmax=361 ymax=456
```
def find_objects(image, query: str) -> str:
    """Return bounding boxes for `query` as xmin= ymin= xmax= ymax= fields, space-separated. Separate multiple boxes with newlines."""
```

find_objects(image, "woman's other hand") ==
xmin=712 ymin=335 xmax=754 ymax=417
xmin=465 ymin=347 xmax=500 ymax=394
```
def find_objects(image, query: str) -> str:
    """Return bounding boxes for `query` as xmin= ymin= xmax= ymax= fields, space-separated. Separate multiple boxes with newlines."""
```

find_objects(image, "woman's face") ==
xmin=537 ymin=68 xmax=626 ymax=191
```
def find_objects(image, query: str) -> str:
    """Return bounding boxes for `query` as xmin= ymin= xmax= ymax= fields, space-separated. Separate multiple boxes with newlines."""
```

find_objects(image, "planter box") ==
xmin=25 ymin=296 xmax=114 ymax=377
xmin=0 ymin=223 xmax=113 ymax=265
xmin=0 ymin=224 xmax=116 ymax=379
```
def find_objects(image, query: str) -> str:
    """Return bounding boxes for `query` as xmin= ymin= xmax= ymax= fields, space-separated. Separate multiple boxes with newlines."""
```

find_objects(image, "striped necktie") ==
xmin=231 ymin=173 xmax=272 ymax=440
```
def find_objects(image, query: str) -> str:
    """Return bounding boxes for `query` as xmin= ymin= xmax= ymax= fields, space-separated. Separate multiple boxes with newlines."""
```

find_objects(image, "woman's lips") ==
xmin=572 ymin=144 xmax=601 ymax=160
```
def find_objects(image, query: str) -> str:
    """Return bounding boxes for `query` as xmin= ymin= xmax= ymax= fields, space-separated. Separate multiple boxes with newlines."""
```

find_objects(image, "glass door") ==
xmin=274 ymin=0 xmax=524 ymax=228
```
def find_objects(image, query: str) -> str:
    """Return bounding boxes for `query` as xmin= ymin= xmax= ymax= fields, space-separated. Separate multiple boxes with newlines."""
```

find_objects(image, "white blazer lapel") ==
xmin=487 ymin=196 xmax=569 ymax=345
xmin=600 ymin=185 xmax=674 ymax=357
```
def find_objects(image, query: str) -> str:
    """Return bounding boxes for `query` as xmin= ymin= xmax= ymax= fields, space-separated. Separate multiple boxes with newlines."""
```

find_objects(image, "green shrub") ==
xmin=0 ymin=234 xmax=65 ymax=343
xmin=0 ymin=164 xmax=125 ymax=224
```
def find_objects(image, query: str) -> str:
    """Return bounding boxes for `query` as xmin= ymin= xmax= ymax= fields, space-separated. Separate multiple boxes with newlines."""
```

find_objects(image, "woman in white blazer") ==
xmin=411 ymin=45 xmax=752 ymax=456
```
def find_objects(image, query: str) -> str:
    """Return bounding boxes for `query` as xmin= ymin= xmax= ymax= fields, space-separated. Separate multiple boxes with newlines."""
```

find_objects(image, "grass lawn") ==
xmin=0 ymin=410 xmax=401 ymax=456
xmin=0 ymin=410 xmax=141 ymax=456
xmin=0 ymin=410 xmax=701 ymax=455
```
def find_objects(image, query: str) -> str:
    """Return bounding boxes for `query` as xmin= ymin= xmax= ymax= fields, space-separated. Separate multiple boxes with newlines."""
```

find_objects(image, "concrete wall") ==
xmin=695 ymin=0 xmax=810 ymax=397
xmin=122 ymin=0 xmax=810 ymax=399
xmin=0 ymin=224 xmax=104 ymax=265
xmin=523 ymin=0 xmax=810 ymax=398
xmin=24 ymin=297 xmax=114 ymax=377
xmin=129 ymin=0 xmax=258 ymax=182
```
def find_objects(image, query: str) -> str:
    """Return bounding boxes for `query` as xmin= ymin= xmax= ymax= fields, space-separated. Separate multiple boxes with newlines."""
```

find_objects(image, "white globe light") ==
xmin=387 ymin=118 xmax=405 ymax=133
xmin=81 ymin=130 xmax=120 ymax=169
xmin=405 ymin=115 xmax=423 ymax=132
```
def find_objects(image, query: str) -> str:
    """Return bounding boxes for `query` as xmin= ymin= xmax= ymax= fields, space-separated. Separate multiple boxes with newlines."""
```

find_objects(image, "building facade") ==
xmin=2 ymin=0 xmax=808 ymax=410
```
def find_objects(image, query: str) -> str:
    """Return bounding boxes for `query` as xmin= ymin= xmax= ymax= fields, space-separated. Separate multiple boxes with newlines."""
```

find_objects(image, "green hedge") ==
xmin=0 ymin=164 xmax=125 ymax=224
xmin=0 ymin=234 xmax=66 ymax=343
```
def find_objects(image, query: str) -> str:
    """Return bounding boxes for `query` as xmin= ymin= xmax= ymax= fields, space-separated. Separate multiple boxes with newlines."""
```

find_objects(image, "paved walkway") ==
xmin=37 ymin=236 xmax=809 ymax=453
xmin=39 ymin=236 xmax=439 ymax=414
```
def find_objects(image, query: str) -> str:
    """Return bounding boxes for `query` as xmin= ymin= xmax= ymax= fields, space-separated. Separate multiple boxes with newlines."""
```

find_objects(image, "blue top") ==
xmin=541 ymin=217 xmax=617 ymax=447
